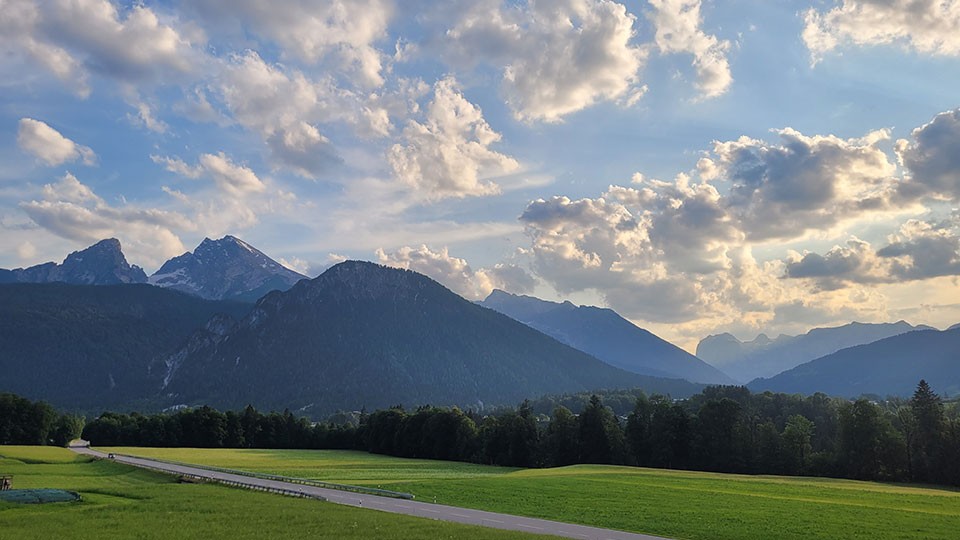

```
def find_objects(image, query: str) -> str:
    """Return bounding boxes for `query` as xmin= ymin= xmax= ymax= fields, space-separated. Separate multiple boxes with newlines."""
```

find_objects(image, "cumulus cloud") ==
xmin=514 ymin=113 xmax=958 ymax=333
xmin=265 ymin=122 xmax=341 ymax=179
xmin=803 ymin=0 xmax=960 ymax=63
xmin=376 ymin=244 xmax=535 ymax=300
xmin=784 ymin=218 xmax=960 ymax=288
xmin=518 ymin=190 xmax=710 ymax=321
xmin=895 ymin=108 xmax=960 ymax=200
xmin=17 ymin=118 xmax=96 ymax=166
xmin=18 ymin=173 xmax=188 ymax=267
xmin=784 ymin=238 xmax=889 ymax=290
xmin=152 ymin=152 xmax=265 ymax=197
xmin=189 ymin=0 xmax=392 ymax=87
xmin=198 ymin=153 xmax=266 ymax=197
xmin=877 ymin=218 xmax=960 ymax=280
xmin=151 ymin=151 xmax=301 ymax=239
xmin=647 ymin=0 xmax=732 ymax=98
xmin=388 ymin=76 xmax=519 ymax=199
xmin=0 ymin=0 xmax=201 ymax=95
xmin=214 ymin=50 xmax=397 ymax=176
xmin=443 ymin=0 xmax=646 ymax=122
xmin=708 ymin=127 xmax=898 ymax=240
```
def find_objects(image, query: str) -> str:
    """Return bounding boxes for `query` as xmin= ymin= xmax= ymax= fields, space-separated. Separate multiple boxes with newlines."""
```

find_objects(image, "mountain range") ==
xmin=748 ymin=327 xmax=960 ymax=397
xmin=2 ymin=236 xmax=958 ymax=412
xmin=159 ymin=261 xmax=702 ymax=415
xmin=480 ymin=290 xmax=733 ymax=385
xmin=0 ymin=236 xmax=306 ymax=302
xmin=697 ymin=321 xmax=933 ymax=382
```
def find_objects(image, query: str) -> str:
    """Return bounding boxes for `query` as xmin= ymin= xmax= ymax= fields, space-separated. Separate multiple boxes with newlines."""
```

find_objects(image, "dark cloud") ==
xmin=896 ymin=108 xmax=960 ymax=200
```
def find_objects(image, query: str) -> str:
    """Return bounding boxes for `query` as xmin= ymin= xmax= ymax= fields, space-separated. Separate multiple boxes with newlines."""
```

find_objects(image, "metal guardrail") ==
xmin=119 ymin=457 xmax=327 ymax=502
xmin=110 ymin=453 xmax=415 ymax=500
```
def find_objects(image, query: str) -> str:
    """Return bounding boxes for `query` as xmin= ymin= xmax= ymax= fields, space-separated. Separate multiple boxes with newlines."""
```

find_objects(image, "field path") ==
xmin=71 ymin=447 xmax=669 ymax=540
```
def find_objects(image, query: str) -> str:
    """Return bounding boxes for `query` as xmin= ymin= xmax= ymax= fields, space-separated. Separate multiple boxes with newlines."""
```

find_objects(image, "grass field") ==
xmin=103 ymin=447 xmax=960 ymax=540
xmin=0 ymin=446 xmax=551 ymax=540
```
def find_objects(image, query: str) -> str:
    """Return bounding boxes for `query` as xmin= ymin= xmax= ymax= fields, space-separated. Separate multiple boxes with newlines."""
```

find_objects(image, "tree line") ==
xmin=9 ymin=380 xmax=960 ymax=487
xmin=0 ymin=393 xmax=84 ymax=446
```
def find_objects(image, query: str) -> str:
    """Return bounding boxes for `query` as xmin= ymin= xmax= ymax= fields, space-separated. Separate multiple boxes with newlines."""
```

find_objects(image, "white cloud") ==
xmin=198 ymin=153 xmax=266 ymax=196
xmin=443 ymin=0 xmax=647 ymax=122
xmin=17 ymin=118 xmax=96 ymax=166
xmin=19 ymin=173 xmax=188 ymax=267
xmin=154 ymin=152 xmax=265 ymax=197
xmin=152 ymin=151 xmax=300 ymax=238
xmin=707 ymin=127 xmax=899 ymax=240
xmin=514 ymin=114 xmax=957 ymax=336
xmin=803 ymin=0 xmax=960 ymax=63
xmin=647 ymin=0 xmax=732 ymax=98
xmin=189 ymin=0 xmax=393 ymax=87
xmin=151 ymin=155 xmax=203 ymax=179
xmin=375 ymin=244 xmax=535 ymax=299
xmin=0 ymin=0 xmax=202 ymax=95
xmin=388 ymin=76 xmax=519 ymax=199
xmin=214 ymin=50 xmax=401 ymax=177
xmin=127 ymin=100 xmax=169 ymax=134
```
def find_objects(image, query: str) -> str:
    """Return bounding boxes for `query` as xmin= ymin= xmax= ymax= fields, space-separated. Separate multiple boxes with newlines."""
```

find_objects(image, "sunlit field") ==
xmin=0 ymin=446 xmax=549 ymax=540
xmin=104 ymin=447 xmax=960 ymax=540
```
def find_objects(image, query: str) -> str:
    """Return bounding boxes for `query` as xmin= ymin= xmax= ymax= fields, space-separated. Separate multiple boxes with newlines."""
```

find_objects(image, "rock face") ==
xmin=0 ymin=239 xmax=147 ymax=285
xmin=149 ymin=235 xmax=307 ymax=302
xmin=160 ymin=261 xmax=700 ymax=415
xmin=480 ymin=290 xmax=734 ymax=385
xmin=748 ymin=327 xmax=960 ymax=398
xmin=697 ymin=321 xmax=933 ymax=382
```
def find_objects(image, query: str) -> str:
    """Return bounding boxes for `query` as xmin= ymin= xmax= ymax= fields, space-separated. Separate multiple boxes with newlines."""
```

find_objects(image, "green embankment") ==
xmin=0 ymin=446 xmax=549 ymax=540
xmin=104 ymin=447 xmax=960 ymax=540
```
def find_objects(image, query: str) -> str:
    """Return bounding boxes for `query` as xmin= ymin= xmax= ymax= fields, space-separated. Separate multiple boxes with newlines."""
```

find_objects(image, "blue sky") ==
xmin=2 ymin=0 xmax=959 ymax=350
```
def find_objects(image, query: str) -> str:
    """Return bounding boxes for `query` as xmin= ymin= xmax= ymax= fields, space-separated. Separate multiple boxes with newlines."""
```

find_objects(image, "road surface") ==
xmin=71 ymin=447 xmax=670 ymax=540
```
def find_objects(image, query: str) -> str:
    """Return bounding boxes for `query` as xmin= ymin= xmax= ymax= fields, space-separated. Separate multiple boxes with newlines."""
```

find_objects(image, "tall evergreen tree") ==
xmin=910 ymin=380 xmax=945 ymax=482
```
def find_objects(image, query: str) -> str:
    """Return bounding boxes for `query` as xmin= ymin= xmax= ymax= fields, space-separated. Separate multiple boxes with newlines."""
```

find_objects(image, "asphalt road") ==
xmin=71 ymin=447 xmax=670 ymax=540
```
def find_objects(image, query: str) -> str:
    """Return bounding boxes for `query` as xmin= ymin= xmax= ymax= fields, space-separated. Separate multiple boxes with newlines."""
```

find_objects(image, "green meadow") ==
xmin=104 ymin=447 xmax=960 ymax=540
xmin=0 ymin=446 xmax=550 ymax=540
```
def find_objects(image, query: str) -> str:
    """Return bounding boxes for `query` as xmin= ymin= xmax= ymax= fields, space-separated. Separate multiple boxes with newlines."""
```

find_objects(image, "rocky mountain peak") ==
xmin=0 ymin=238 xmax=146 ymax=285
xmin=150 ymin=235 xmax=306 ymax=302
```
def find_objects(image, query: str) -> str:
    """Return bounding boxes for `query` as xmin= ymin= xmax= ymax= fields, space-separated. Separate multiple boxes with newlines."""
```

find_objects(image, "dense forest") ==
xmin=0 ymin=393 xmax=84 ymax=446
xmin=9 ymin=381 xmax=960 ymax=487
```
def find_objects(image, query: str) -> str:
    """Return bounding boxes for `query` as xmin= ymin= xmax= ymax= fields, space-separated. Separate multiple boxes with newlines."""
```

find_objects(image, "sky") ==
xmin=1 ymin=0 xmax=959 ymax=351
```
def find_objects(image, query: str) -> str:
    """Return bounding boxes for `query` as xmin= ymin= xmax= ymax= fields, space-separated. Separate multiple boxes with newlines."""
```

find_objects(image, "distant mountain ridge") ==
xmin=149 ymin=235 xmax=307 ymax=301
xmin=0 ymin=238 xmax=147 ymax=285
xmin=480 ymin=290 xmax=734 ymax=385
xmin=697 ymin=321 xmax=933 ymax=382
xmin=748 ymin=327 xmax=960 ymax=397
xmin=160 ymin=261 xmax=703 ymax=415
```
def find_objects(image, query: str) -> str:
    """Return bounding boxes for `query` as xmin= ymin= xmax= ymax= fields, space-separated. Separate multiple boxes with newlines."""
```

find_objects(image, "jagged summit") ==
xmin=0 ymin=238 xmax=147 ymax=285
xmin=150 ymin=235 xmax=306 ymax=302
